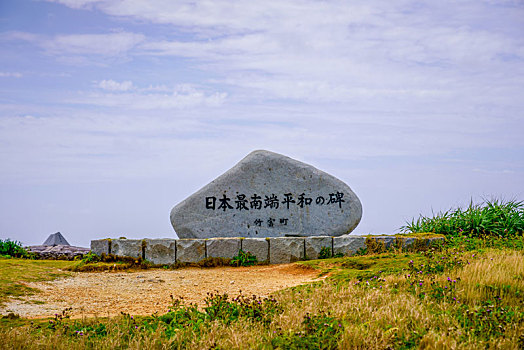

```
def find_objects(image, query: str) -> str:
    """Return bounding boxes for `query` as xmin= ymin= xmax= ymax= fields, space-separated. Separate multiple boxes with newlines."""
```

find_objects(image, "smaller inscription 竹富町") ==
xmin=170 ymin=150 xmax=362 ymax=239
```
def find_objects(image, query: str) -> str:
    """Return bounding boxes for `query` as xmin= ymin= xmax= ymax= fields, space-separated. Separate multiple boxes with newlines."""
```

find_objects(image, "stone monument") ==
xmin=42 ymin=232 xmax=70 ymax=246
xmin=170 ymin=150 xmax=362 ymax=238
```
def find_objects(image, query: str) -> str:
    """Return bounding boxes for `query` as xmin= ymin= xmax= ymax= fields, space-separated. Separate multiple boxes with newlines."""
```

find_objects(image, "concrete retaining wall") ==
xmin=91 ymin=236 xmax=443 ymax=265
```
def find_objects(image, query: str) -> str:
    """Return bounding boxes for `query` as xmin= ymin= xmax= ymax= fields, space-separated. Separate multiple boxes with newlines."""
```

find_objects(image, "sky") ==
xmin=0 ymin=0 xmax=523 ymax=247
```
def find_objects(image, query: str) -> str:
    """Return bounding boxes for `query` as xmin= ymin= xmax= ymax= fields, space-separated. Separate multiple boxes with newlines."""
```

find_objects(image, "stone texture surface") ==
xmin=333 ymin=236 xmax=366 ymax=256
xmin=206 ymin=238 xmax=241 ymax=259
xmin=305 ymin=236 xmax=333 ymax=260
xmin=43 ymin=232 xmax=70 ymax=246
xmin=404 ymin=237 xmax=416 ymax=247
xmin=111 ymin=239 xmax=142 ymax=258
xmin=144 ymin=239 xmax=176 ymax=265
xmin=176 ymin=239 xmax=205 ymax=263
xmin=372 ymin=236 xmax=396 ymax=248
xmin=91 ymin=239 xmax=110 ymax=256
xmin=27 ymin=245 xmax=90 ymax=260
xmin=269 ymin=237 xmax=304 ymax=264
xmin=171 ymin=150 xmax=362 ymax=239
xmin=241 ymin=238 xmax=269 ymax=262
xmin=90 ymin=236 xmax=444 ymax=265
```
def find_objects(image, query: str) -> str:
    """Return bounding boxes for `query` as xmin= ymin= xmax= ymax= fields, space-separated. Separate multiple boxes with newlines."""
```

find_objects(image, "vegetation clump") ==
xmin=401 ymin=198 xmax=524 ymax=238
xmin=69 ymin=253 xmax=151 ymax=272
xmin=230 ymin=249 xmax=258 ymax=266
xmin=0 ymin=239 xmax=29 ymax=258
xmin=318 ymin=246 xmax=343 ymax=259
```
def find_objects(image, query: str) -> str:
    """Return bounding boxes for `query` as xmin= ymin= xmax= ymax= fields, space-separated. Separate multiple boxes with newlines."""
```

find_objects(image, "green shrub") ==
xmin=203 ymin=292 xmax=281 ymax=326
xmin=230 ymin=249 xmax=257 ymax=266
xmin=0 ymin=239 xmax=28 ymax=258
xmin=80 ymin=251 xmax=100 ymax=264
xmin=151 ymin=292 xmax=282 ymax=335
xmin=318 ymin=246 xmax=332 ymax=259
xmin=318 ymin=247 xmax=344 ymax=259
xmin=401 ymin=199 xmax=524 ymax=238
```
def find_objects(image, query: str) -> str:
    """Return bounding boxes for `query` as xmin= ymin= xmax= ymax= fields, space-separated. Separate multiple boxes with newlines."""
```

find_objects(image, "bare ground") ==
xmin=1 ymin=264 xmax=320 ymax=319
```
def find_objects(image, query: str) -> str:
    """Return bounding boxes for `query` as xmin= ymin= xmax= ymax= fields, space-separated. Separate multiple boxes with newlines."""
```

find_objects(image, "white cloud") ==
xmin=1 ymin=31 xmax=39 ymax=42
xmin=3 ymin=1 xmax=523 ymax=170
xmin=46 ymin=0 xmax=105 ymax=9
xmin=74 ymin=83 xmax=227 ymax=109
xmin=1 ymin=30 xmax=144 ymax=61
xmin=0 ymin=72 xmax=22 ymax=78
xmin=122 ymin=1 xmax=523 ymax=108
xmin=44 ymin=32 xmax=145 ymax=56
xmin=98 ymin=79 xmax=134 ymax=91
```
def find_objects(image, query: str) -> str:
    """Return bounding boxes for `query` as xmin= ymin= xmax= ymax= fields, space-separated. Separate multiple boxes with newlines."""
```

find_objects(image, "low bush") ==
xmin=0 ymin=239 xmax=29 ymax=258
xmin=401 ymin=199 xmax=524 ymax=238
xmin=318 ymin=246 xmax=343 ymax=259
xmin=230 ymin=249 xmax=257 ymax=267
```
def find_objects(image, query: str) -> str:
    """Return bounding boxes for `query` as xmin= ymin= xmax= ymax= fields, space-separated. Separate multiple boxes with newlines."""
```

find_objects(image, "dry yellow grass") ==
xmin=458 ymin=250 xmax=524 ymax=305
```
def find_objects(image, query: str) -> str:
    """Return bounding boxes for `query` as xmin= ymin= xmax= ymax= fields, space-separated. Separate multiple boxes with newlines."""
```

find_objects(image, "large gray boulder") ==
xmin=171 ymin=150 xmax=362 ymax=238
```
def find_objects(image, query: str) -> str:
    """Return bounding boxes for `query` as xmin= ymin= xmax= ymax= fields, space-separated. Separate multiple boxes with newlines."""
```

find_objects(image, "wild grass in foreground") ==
xmin=1 ymin=235 xmax=523 ymax=349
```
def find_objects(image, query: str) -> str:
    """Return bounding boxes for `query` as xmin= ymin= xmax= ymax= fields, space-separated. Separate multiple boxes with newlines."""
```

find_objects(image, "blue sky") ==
xmin=1 ymin=0 xmax=523 ymax=247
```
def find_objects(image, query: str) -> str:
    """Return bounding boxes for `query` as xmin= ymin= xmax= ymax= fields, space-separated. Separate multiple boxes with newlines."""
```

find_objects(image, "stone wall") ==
xmin=91 ymin=236 xmax=443 ymax=265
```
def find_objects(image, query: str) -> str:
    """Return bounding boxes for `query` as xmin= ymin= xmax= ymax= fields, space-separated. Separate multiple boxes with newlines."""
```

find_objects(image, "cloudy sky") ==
xmin=1 ymin=0 xmax=523 ymax=247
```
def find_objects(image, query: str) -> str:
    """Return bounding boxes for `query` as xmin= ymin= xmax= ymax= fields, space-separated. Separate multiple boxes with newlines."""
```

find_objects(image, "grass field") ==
xmin=0 ymin=234 xmax=522 ymax=349
xmin=0 ymin=259 xmax=74 ymax=306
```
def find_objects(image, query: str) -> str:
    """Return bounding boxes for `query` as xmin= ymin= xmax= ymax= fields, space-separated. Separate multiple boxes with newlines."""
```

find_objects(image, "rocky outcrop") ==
xmin=26 ymin=245 xmax=90 ymax=260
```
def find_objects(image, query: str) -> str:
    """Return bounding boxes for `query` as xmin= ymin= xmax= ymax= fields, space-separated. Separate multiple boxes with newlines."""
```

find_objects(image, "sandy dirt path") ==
xmin=1 ymin=264 xmax=319 ymax=319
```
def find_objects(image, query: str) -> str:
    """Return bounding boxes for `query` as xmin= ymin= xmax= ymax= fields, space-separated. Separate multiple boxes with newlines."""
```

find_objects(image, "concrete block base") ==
xmin=144 ymin=239 xmax=176 ymax=265
xmin=111 ymin=239 xmax=142 ymax=258
xmin=333 ymin=236 xmax=366 ymax=256
xmin=207 ymin=238 xmax=241 ymax=259
xmin=269 ymin=237 xmax=304 ymax=264
xmin=241 ymin=238 xmax=269 ymax=262
xmin=90 ymin=239 xmax=111 ymax=256
xmin=176 ymin=239 xmax=205 ymax=263
xmin=91 ymin=235 xmax=444 ymax=265
xmin=305 ymin=236 xmax=332 ymax=260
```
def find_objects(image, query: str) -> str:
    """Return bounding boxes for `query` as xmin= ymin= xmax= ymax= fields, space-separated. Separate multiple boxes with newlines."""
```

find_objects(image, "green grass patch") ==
xmin=401 ymin=198 xmax=524 ymax=238
xmin=393 ymin=232 xmax=445 ymax=239
xmin=299 ymin=253 xmax=427 ymax=282
xmin=0 ymin=258 xmax=73 ymax=305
